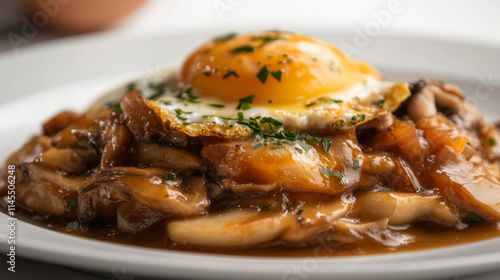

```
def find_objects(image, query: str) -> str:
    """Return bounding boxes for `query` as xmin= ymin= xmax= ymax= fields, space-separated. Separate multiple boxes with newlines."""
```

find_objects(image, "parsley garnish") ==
xmin=260 ymin=117 xmax=283 ymax=127
xmin=258 ymin=205 xmax=271 ymax=211
xmin=295 ymin=147 xmax=303 ymax=154
xmin=108 ymin=102 xmax=122 ymax=113
xmin=253 ymin=143 xmax=263 ymax=149
xmin=68 ymin=199 xmax=76 ymax=207
xmin=378 ymin=98 xmax=385 ymax=108
xmin=322 ymin=138 xmax=332 ymax=153
xmin=305 ymin=97 xmax=342 ymax=108
xmin=270 ymin=69 xmax=282 ymax=82
xmin=488 ymin=137 xmax=496 ymax=146
xmin=213 ymin=32 xmax=237 ymax=43
xmin=237 ymin=94 xmax=255 ymax=110
xmin=148 ymin=88 xmax=165 ymax=100
xmin=321 ymin=167 xmax=348 ymax=186
xmin=296 ymin=209 xmax=303 ymax=215
xmin=66 ymin=222 xmax=79 ymax=230
xmin=257 ymin=65 xmax=282 ymax=83
xmin=329 ymin=61 xmax=336 ymax=72
xmin=351 ymin=115 xmax=357 ymax=121
xmin=237 ymin=112 xmax=244 ymax=121
xmin=203 ymin=71 xmax=211 ymax=77
xmin=353 ymin=159 xmax=360 ymax=170
xmin=257 ymin=65 xmax=270 ymax=83
xmin=357 ymin=114 xmax=366 ymax=121
xmin=167 ymin=172 xmax=175 ymax=181
xmin=126 ymin=82 xmax=137 ymax=91
xmin=467 ymin=212 xmax=483 ymax=223
xmin=229 ymin=45 xmax=255 ymax=54
xmin=223 ymin=69 xmax=239 ymax=79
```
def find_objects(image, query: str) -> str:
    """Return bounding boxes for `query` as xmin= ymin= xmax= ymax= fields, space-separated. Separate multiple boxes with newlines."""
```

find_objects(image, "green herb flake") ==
xmin=488 ymin=137 xmax=496 ymax=146
xmin=208 ymin=103 xmax=225 ymax=108
xmin=378 ymin=98 xmax=385 ymax=108
xmin=253 ymin=143 xmax=263 ymax=149
xmin=322 ymin=138 xmax=332 ymax=153
xmin=68 ymin=199 xmax=76 ymax=207
xmin=260 ymin=117 xmax=283 ymax=126
xmin=320 ymin=167 xmax=342 ymax=179
xmin=237 ymin=112 xmax=244 ymax=121
xmin=357 ymin=114 xmax=366 ymax=121
xmin=258 ymin=205 xmax=271 ymax=211
xmin=351 ymin=115 xmax=357 ymax=121
xmin=286 ymin=206 xmax=293 ymax=211
xmin=257 ymin=65 xmax=270 ymax=84
xmin=213 ymin=32 xmax=237 ymax=43
xmin=467 ymin=212 xmax=483 ymax=223
xmin=223 ymin=69 xmax=239 ymax=79
xmin=203 ymin=71 xmax=211 ymax=77
xmin=66 ymin=222 xmax=79 ymax=231
xmin=108 ymin=102 xmax=122 ymax=113
xmin=237 ymin=94 xmax=255 ymax=110
xmin=149 ymin=89 xmax=165 ymax=100
xmin=167 ymin=172 xmax=176 ymax=181
xmin=353 ymin=159 xmax=360 ymax=170
xmin=229 ymin=45 xmax=255 ymax=54
xmin=295 ymin=147 xmax=303 ymax=154
xmin=126 ymin=82 xmax=137 ymax=91
xmin=296 ymin=209 xmax=303 ymax=215
xmin=270 ymin=70 xmax=282 ymax=82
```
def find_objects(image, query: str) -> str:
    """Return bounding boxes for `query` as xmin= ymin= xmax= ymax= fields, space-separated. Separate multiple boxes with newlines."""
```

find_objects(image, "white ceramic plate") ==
xmin=1 ymin=30 xmax=500 ymax=280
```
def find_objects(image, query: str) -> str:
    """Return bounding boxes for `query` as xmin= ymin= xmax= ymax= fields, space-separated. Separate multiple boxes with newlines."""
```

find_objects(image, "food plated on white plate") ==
xmin=2 ymin=31 xmax=500 ymax=257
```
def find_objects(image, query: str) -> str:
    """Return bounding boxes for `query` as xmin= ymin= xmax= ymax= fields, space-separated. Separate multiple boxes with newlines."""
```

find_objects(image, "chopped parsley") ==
xmin=223 ymin=69 xmax=239 ymax=79
xmin=176 ymin=89 xmax=201 ymax=103
xmin=256 ymin=65 xmax=283 ymax=84
xmin=467 ymin=212 xmax=483 ymax=223
xmin=229 ymin=45 xmax=255 ymax=54
xmin=351 ymin=115 xmax=357 ymax=121
xmin=321 ymin=167 xmax=348 ymax=186
xmin=174 ymin=109 xmax=191 ymax=121
xmin=213 ymin=32 xmax=237 ymax=43
xmin=260 ymin=117 xmax=283 ymax=127
xmin=237 ymin=112 xmax=244 ymax=121
xmin=167 ymin=172 xmax=175 ymax=181
xmin=322 ymin=138 xmax=332 ymax=153
xmin=295 ymin=147 xmax=303 ymax=154
xmin=237 ymin=94 xmax=255 ymax=110
xmin=296 ymin=209 xmax=303 ymax=215
xmin=108 ymin=102 xmax=122 ymax=113
xmin=203 ymin=71 xmax=211 ymax=77
xmin=126 ymin=82 xmax=137 ymax=91
xmin=353 ymin=159 xmax=360 ymax=170
xmin=305 ymin=97 xmax=343 ymax=108
xmin=378 ymin=98 xmax=385 ymax=108
xmin=357 ymin=114 xmax=366 ymax=121
xmin=257 ymin=65 xmax=270 ymax=83
xmin=66 ymin=222 xmax=79 ymax=230
xmin=270 ymin=69 xmax=282 ymax=82
xmin=148 ymin=88 xmax=165 ymax=100
xmin=253 ymin=143 xmax=263 ymax=149
xmin=68 ymin=199 xmax=76 ymax=207
xmin=258 ymin=205 xmax=271 ymax=211
xmin=488 ymin=137 xmax=496 ymax=146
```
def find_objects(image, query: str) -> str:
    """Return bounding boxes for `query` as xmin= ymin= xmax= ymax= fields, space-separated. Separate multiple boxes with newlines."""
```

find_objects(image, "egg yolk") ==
xmin=180 ymin=31 xmax=381 ymax=106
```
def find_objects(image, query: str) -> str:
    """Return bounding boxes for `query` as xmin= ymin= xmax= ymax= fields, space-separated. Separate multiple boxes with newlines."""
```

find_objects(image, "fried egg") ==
xmin=140 ymin=31 xmax=409 ymax=139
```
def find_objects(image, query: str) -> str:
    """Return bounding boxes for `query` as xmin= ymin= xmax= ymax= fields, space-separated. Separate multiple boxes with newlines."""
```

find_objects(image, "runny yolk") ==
xmin=180 ymin=31 xmax=381 ymax=106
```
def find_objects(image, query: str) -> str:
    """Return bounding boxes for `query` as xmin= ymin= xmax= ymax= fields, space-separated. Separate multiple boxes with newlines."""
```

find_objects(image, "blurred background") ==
xmin=1 ymin=0 xmax=500 ymax=279
xmin=1 ymin=0 xmax=500 ymax=52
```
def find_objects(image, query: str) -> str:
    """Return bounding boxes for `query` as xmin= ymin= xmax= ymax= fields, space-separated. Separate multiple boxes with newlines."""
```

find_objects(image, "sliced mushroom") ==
xmin=353 ymin=192 xmax=458 ymax=226
xmin=167 ymin=198 xmax=351 ymax=247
